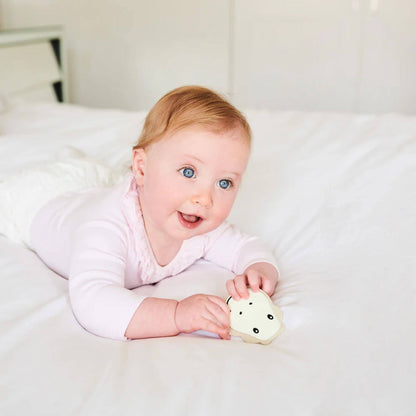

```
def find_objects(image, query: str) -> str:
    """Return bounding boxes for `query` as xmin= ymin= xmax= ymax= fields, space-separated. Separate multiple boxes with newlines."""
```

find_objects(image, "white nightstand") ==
xmin=0 ymin=26 xmax=68 ymax=103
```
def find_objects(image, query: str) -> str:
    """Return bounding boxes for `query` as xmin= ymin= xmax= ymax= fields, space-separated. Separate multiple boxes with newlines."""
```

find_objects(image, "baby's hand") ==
xmin=174 ymin=294 xmax=230 ymax=340
xmin=226 ymin=262 xmax=278 ymax=301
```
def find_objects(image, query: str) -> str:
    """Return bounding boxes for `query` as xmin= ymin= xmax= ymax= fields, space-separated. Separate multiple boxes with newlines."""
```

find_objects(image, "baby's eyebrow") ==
xmin=183 ymin=154 xmax=243 ymax=178
xmin=227 ymin=171 xmax=242 ymax=179
xmin=183 ymin=154 xmax=204 ymax=164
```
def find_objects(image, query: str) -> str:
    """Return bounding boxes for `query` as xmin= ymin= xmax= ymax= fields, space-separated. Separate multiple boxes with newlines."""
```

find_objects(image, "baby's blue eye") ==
xmin=180 ymin=167 xmax=195 ymax=178
xmin=218 ymin=179 xmax=232 ymax=189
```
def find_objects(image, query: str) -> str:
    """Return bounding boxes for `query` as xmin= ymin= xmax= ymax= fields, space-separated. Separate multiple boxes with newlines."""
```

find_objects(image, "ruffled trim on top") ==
xmin=120 ymin=173 xmax=205 ymax=284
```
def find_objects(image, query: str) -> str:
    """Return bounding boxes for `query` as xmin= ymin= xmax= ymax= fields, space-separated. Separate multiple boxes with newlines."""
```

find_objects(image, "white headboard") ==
xmin=0 ymin=26 xmax=68 ymax=103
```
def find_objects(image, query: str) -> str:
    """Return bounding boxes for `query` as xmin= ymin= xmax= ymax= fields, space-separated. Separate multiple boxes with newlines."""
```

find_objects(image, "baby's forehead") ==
xmin=166 ymin=124 xmax=250 ymax=145
xmin=148 ymin=126 xmax=250 ymax=171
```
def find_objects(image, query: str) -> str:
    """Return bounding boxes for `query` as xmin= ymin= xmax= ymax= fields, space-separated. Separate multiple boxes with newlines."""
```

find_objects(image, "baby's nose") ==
xmin=191 ymin=191 xmax=213 ymax=208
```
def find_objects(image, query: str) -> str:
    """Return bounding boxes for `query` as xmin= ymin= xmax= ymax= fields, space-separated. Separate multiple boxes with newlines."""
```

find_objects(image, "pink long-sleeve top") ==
xmin=30 ymin=173 xmax=278 ymax=340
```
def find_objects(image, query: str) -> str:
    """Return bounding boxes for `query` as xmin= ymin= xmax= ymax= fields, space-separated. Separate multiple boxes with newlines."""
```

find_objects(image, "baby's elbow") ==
xmin=68 ymin=279 xmax=128 ymax=341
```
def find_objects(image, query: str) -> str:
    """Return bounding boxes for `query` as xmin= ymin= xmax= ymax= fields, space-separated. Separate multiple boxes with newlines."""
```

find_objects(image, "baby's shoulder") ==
xmin=36 ymin=180 xmax=126 ymax=233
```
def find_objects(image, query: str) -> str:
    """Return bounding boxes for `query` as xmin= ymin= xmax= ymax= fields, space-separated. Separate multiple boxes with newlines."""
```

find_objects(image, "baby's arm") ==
xmin=125 ymin=295 xmax=230 ymax=340
xmin=69 ymin=225 xmax=144 ymax=340
xmin=204 ymin=223 xmax=279 ymax=300
xmin=70 ymin=224 xmax=229 ymax=340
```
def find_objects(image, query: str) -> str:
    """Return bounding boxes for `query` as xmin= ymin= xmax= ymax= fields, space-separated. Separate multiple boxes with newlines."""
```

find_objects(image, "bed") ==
xmin=1 ymin=29 xmax=416 ymax=416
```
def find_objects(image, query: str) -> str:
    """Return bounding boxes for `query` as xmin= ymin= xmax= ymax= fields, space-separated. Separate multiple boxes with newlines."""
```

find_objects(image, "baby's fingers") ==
xmin=246 ymin=269 xmax=261 ymax=292
xmin=226 ymin=279 xmax=240 ymax=300
xmin=207 ymin=295 xmax=230 ymax=316
xmin=201 ymin=317 xmax=230 ymax=340
xmin=227 ymin=275 xmax=249 ymax=300
xmin=235 ymin=274 xmax=249 ymax=299
xmin=260 ymin=276 xmax=277 ymax=296
xmin=205 ymin=297 xmax=230 ymax=329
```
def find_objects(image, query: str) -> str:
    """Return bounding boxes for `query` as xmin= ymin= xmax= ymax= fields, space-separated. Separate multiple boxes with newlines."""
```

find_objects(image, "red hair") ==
xmin=133 ymin=85 xmax=251 ymax=150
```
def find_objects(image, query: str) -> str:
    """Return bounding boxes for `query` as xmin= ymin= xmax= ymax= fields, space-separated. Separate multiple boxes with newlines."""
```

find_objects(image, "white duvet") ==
xmin=1 ymin=102 xmax=415 ymax=415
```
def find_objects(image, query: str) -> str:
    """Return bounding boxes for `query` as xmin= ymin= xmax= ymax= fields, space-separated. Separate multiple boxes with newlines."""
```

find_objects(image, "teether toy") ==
xmin=225 ymin=289 xmax=284 ymax=345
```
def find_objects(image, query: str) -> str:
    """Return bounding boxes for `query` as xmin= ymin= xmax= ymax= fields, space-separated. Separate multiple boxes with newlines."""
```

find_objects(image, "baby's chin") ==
xmin=196 ymin=218 xmax=226 ymax=235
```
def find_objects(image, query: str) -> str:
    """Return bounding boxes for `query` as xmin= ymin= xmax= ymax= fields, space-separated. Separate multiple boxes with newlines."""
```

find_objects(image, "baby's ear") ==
xmin=132 ymin=148 xmax=147 ymax=186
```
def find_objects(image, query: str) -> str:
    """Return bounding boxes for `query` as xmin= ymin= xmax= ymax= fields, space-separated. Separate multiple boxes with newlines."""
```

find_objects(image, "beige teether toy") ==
xmin=225 ymin=289 xmax=284 ymax=345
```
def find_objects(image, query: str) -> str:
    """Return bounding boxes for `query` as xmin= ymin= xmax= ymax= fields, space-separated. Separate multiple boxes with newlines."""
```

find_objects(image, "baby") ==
xmin=28 ymin=86 xmax=279 ymax=341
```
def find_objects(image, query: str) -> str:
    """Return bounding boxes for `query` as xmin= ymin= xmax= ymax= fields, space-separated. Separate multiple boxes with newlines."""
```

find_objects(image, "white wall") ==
xmin=1 ymin=0 xmax=415 ymax=113
xmin=0 ymin=0 xmax=231 ymax=110
xmin=233 ymin=0 xmax=416 ymax=114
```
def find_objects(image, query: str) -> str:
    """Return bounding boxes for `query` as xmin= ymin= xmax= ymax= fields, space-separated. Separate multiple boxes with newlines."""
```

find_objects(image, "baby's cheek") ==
xmin=216 ymin=196 xmax=236 ymax=218
xmin=210 ymin=209 xmax=229 ymax=227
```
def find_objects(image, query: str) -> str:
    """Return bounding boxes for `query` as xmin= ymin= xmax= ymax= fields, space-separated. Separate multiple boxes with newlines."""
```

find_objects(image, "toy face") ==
xmin=226 ymin=289 xmax=283 ymax=344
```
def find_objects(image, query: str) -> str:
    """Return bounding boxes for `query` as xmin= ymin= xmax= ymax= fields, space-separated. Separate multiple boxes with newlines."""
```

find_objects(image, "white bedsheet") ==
xmin=1 ymin=102 xmax=415 ymax=415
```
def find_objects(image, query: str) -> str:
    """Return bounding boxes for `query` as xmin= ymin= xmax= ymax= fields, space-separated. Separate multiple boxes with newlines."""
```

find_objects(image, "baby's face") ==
xmin=132 ymin=126 xmax=250 ymax=249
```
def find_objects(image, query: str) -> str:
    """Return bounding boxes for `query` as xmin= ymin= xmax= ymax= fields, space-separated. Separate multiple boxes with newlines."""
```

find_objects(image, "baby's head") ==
xmin=132 ymin=86 xmax=252 ymax=246
xmin=133 ymin=85 xmax=251 ymax=151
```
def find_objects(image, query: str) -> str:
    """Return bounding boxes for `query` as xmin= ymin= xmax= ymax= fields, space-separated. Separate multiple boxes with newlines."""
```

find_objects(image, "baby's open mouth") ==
xmin=178 ymin=212 xmax=203 ymax=229
xmin=181 ymin=213 xmax=199 ymax=223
